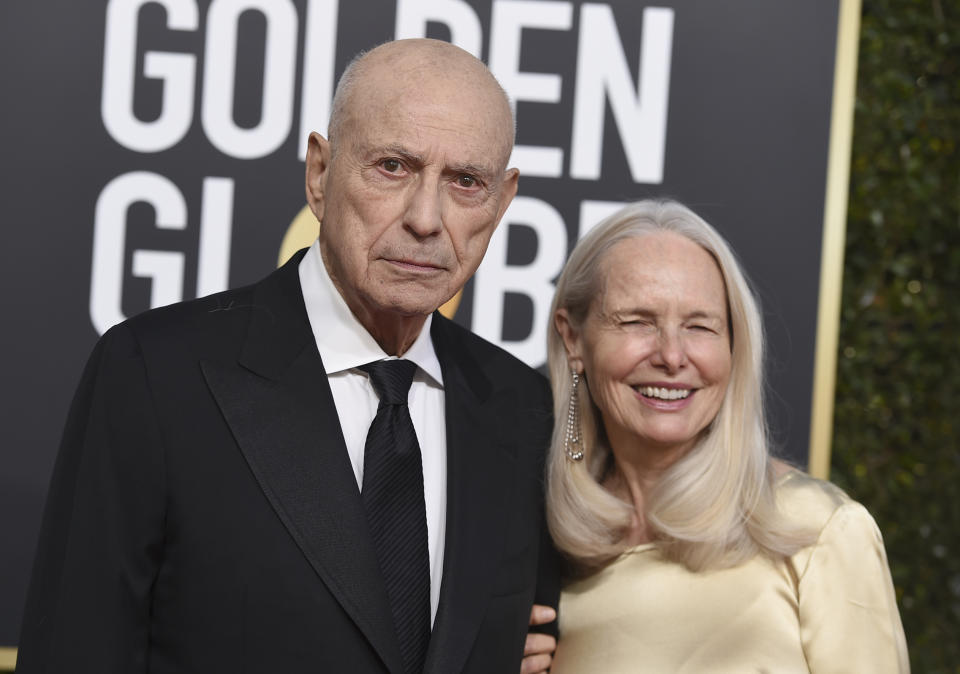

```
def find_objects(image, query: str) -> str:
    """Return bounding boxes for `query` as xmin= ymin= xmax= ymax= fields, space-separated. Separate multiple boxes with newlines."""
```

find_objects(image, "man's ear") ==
xmin=305 ymin=131 xmax=331 ymax=223
xmin=554 ymin=308 xmax=584 ymax=373
xmin=494 ymin=167 xmax=520 ymax=223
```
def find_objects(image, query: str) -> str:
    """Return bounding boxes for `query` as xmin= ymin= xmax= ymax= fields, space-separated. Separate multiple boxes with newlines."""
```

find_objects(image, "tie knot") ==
xmin=360 ymin=359 xmax=418 ymax=405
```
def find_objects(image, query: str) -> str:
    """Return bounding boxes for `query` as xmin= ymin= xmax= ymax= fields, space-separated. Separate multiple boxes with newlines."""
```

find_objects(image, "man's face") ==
xmin=306 ymin=65 xmax=518 ymax=327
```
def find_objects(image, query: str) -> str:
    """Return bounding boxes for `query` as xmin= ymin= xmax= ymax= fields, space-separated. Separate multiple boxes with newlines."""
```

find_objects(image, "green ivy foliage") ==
xmin=832 ymin=1 xmax=960 ymax=671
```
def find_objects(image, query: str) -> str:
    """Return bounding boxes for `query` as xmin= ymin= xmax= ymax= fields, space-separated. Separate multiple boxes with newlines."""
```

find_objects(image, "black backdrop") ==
xmin=1 ymin=0 xmax=844 ymax=649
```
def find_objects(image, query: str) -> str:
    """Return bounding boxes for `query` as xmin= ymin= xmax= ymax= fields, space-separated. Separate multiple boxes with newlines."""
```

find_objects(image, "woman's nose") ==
xmin=650 ymin=328 xmax=687 ymax=372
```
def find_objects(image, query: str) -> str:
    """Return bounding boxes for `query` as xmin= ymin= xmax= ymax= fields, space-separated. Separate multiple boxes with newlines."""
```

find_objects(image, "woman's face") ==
xmin=558 ymin=232 xmax=732 ymax=460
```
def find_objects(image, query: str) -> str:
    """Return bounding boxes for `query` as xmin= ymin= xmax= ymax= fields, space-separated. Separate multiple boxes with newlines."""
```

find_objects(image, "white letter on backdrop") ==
xmin=472 ymin=197 xmax=567 ymax=367
xmin=298 ymin=0 xmax=339 ymax=158
xmin=102 ymin=0 xmax=198 ymax=152
xmin=578 ymin=199 xmax=628 ymax=240
xmin=90 ymin=172 xmax=188 ymax=334
xmin=571 ymin=5 xmax=674 ymax=183
xmin=202 ymin=0 xmax=298 ymax=159
xmin=195 ymin=177 xmax=234 ymax=297
xmin=489 ymin=0 xmax=572 ymax=178
xmin=395 ymin=0 xmax=482 ymax=58
xmin=131 ymin=250 xmax=185 ymax=315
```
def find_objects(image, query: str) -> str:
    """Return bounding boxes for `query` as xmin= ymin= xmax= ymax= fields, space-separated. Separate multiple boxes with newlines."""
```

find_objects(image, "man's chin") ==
xmin=391 ymin=299 xmax=449 ymax=318
xmin=371 ymin=290 xmax=454 ymax=320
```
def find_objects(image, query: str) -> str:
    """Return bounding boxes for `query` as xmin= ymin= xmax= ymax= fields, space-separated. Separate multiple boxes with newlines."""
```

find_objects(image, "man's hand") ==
xmin=521 ymin=604 xmax=557 ymax=673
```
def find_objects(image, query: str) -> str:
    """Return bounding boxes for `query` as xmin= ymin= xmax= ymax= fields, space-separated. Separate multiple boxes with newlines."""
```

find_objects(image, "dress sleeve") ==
xmin=796 ymin=500 xmax=910 ymax=673
xmin=16 ymin=323 xmax=166 ymax=673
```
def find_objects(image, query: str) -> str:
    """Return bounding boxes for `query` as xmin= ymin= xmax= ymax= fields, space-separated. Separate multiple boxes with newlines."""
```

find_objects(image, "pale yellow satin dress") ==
xmin=551 ymin=471 xmax=909 ymax=673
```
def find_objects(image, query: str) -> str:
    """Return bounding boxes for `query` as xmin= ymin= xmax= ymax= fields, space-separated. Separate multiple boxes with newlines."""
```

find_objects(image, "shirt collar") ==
xmin=298 ymin=241 xmax=443 ymax=386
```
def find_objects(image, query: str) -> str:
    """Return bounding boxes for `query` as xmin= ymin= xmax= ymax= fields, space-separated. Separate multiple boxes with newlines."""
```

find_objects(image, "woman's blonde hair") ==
xmin=546 ymin=199 xmax=813 ymax=572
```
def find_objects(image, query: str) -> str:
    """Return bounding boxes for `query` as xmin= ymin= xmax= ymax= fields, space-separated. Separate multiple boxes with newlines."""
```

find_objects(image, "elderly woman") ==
xmin=544 ymin=200 xmax=908 ymax=672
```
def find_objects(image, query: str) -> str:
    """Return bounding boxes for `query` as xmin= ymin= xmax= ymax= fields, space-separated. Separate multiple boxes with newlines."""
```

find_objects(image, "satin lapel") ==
xmin=201 ymin=254 xmax=403 ymax=674
xmin=424 ymin=317 xmax=514 ymax=674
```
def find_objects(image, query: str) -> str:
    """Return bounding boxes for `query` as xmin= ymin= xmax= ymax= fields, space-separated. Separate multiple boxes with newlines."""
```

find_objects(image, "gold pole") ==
xmin=809 ymin=0 xmax=863 ymax=478
xmin=0 ymin=647 xmax=17 ymax=671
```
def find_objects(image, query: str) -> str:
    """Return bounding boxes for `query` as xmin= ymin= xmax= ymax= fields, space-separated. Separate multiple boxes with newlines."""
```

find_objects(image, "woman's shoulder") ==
xmin=774 ymin=467 xmax=884 ymax=563
xmin=770 ymin=469 xmax=907 ymax=671
xmin=775 ymin=467 xmax=853 ymax=524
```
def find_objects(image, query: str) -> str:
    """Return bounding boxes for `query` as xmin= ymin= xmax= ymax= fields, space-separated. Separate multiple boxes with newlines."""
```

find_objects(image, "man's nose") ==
xmin=403 ymin=176 xmax=443 ymax=237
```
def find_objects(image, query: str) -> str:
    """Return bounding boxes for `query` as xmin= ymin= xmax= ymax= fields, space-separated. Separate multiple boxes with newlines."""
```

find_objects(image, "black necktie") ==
xmin=359 ymin=359 xmax=431 ymax=674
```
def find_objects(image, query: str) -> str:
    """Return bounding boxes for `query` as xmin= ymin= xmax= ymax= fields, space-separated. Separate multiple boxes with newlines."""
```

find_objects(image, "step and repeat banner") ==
xmin=1 ymin=0 xmax=852 ymax=653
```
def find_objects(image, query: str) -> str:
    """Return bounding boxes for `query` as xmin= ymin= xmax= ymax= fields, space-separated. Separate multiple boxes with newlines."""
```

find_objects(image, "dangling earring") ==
xmin=565 ymin=371 xmax=584 ymax=462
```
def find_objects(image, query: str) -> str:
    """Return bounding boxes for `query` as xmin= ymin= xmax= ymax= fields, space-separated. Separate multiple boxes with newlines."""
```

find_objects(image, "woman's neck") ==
xmin=603 ymin=440 xmax=690 ymax=545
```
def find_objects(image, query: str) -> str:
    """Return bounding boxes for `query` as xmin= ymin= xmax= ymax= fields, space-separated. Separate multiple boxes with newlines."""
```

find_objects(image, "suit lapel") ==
xmin=201 ymin=253 xmax=403 ymax=674
xmin=424 ymin=317 xmax=515 ymax=674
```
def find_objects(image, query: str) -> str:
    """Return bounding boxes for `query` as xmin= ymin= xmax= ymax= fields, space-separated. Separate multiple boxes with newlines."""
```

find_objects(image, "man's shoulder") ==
xmin=106 ymin=259 xmax=299 ymax=362
xmin=431 ymin=313 xmax=546 ymax=386
xmin=122 ymin=252 xmax=305 ymax=344
xmin=122 ymin=283 xmax=258 ymax=346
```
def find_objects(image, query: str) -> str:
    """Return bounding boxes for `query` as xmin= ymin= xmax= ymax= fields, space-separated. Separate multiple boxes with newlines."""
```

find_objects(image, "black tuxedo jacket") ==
xmin=18 ymin=251 xmax=558 ymax=673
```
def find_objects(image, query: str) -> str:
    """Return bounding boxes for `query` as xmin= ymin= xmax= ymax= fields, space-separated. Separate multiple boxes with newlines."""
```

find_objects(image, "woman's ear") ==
xmin=304 ymin=131 xmax=331 ymax=223
xmin=554 ymin=309 xmax=584 ymax=373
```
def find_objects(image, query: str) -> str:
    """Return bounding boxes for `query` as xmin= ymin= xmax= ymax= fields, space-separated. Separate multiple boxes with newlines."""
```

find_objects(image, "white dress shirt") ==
xmin=298 ymin=241 xmax=447 ymax=624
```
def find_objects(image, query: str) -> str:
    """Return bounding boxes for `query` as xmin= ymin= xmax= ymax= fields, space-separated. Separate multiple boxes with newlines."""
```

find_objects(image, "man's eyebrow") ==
xmin=364 ymin=144 xmax=499 ymax=181
xmin=374 ymin=145 xmax=425 ymax=167
xmin=450 ymin=162 xmax=497 ymax=178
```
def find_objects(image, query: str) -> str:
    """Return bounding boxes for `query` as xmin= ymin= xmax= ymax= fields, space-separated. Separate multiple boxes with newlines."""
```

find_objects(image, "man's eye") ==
xmin=381 ymin=159 xmax=402 ymax=172
xmin=456 ymin=175 xmax=477 ymax=188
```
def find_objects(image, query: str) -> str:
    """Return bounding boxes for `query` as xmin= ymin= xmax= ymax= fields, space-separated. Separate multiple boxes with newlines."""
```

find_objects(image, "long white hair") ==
xmin=546 ymin=199 xmax=813 ymax=572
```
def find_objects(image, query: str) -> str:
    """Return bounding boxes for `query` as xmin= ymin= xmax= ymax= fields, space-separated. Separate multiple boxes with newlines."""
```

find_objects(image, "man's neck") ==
xmin=360 ymin=312 xmax=429 ymax=357
xmin=330 ymin=280 xmax=429 ymax=356
xmin=317 ymin=244 xmax=431 ymax=357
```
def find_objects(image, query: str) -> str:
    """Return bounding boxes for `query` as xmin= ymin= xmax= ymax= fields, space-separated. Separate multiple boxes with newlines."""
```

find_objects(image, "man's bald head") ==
xmin=304 ymin=38 xmax=521 ymax=355
xmin=327 ymin=39 xmax=516 ymax=169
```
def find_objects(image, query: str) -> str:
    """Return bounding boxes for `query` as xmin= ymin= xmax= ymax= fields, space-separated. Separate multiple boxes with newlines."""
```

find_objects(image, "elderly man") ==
xmin=17 ymin=39 xmax=557 ymax=673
